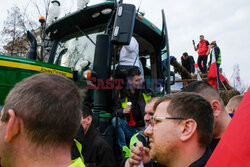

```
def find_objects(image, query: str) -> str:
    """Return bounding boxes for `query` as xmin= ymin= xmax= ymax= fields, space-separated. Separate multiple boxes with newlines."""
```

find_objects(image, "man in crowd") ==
xmin=193 ymin=35 xmax=210 ymax=74
xmin=181 ymin=52 xmax=195 ymax=77
xmin=182 ymin=81 xmax=231 ymax=151
xmin=226 ymin=95 xmax=244 ymax=117
xmin=112 ymin=68 xmax=152 ymax=152
xmin=209 ymin=41 xmax=222 ymax=88
xmin=71 ymin=105 xmax=116 ymax=167
xmin=0 ymin=73 xmax=84 ymax=167
xmin=143 ymin=92 xmax=214 ymax=166
xmin=124 ymin=97 xmax=163 ymax=167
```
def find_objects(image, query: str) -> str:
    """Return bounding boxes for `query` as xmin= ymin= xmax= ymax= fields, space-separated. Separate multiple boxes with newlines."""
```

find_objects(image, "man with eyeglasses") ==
xmin=140 ymin=92 xmax=214 ymax=167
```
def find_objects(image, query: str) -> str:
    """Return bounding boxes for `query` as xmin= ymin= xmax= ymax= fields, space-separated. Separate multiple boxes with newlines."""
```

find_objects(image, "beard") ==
xmin=149 ymin=138 xmax=178 ymax=166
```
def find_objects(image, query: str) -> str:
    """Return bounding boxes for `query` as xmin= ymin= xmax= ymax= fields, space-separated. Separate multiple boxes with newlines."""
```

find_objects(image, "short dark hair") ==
xmin=154 ymin=92 xmax=214 ymax=147
xmin=182 ymin=81 xmax=225 ymax=107
xmin=1 ymin=73 xmax=82 ymax=146
xmin=183 ymin=52 xmax=188 ymax=57
xmin=200 ymin=35 xmax=204 ymax=37
xmin=127 ymin=67 xmax=141 ymax=78
xmin=82 ymin=105 xmax=92 ymax=118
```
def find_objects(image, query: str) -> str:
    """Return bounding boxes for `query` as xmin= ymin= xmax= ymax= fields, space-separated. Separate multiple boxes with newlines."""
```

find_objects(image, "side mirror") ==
xmin=163 ymin=71 xmax=175 ymax=85
xmin=170 ymin=71 xmax=175 ymax=85
xmin=26 ymin=31 xmax=38 ymax=60
xmin=111 ymin=4 xmax=136 ymax=45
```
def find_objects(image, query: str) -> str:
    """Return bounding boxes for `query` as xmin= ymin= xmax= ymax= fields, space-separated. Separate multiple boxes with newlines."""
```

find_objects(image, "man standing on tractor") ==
xmin=193 ymin=35 xmax=210 ymax=74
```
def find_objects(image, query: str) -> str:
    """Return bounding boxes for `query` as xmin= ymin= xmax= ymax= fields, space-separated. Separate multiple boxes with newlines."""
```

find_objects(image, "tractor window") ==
xmin=54 ymin=31 xmax=104 ymax=72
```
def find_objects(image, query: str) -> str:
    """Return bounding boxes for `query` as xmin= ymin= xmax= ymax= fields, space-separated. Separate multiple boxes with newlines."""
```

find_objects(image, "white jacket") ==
xmin=119 ymin=37 xmax=139 ymax=67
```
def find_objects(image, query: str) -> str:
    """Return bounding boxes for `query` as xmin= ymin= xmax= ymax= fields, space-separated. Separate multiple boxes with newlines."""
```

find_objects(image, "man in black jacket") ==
xmin=112 ymin=68 xmax=152 ymax=152
xmin=71 ymin=105 xmax=116 ymax=167
xmin=144 ymin=93 xmax=214 ymax=167
xmin=181 ymin=52 xmax=195 ymax=77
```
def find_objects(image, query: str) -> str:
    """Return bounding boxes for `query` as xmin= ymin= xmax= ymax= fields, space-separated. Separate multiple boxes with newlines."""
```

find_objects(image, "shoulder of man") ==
xmin=205 ymin=40 xmax=209 ymax=46
xmin=215 ymin=46 xmax=220 ymax=51
xmin=188 ymin=55 xmax=194 ymax=59
xmin=95 ymin=138 xmax=116 ymax=166
xmin=142 ymin=88 xmax=155 ymax=97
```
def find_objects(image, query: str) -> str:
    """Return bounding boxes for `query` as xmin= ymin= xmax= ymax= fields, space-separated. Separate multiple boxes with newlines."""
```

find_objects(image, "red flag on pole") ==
xmin=206 ymin=87 xmax=250 ymax=167
xmin=208 ymin=54 xmax=217 ymax=89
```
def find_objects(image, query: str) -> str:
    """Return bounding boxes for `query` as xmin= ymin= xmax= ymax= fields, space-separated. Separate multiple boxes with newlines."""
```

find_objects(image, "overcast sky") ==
xmin=1 ymin=0 xmax=250 ymax=89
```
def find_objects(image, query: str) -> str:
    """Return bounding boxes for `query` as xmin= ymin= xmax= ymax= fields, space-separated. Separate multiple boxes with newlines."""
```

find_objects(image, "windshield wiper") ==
xmin=75 ymin=25 xmax=96 ymax=46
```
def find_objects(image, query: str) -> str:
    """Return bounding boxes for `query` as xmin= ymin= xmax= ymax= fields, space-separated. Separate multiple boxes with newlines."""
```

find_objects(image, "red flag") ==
xmin=206 ymin=87 xmax=250 ymax=167
xmin=219 ymin=73 xmax=229 ymax=83
xmin=208 ymin=54 xmax=217 ymax=89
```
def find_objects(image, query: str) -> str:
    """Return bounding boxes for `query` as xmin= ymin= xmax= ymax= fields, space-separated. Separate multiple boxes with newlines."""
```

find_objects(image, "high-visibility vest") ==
xmin=211 ymin=46 xmax=221 ymax=65
xmin=69 ymin=157 xmax=85 ymax=167
xmin=121 ymin=93 xmax=151 ymax=108
xmin=71 ymin=139 xmax=85 ymax=167
xmin=122 ymin=133 xmax=140 ymax=158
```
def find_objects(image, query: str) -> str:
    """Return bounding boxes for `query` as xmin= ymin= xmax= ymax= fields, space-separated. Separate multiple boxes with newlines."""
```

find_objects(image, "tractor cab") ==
xmin=44 ymin=1 xmax=173 ymax=161
xmin=45 ymin=2 xmax=172 ymax=94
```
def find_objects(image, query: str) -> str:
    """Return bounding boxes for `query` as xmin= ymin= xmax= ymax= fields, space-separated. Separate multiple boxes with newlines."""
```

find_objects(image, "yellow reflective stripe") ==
xmin=143 ymin=93 xmax=151 ymax=103
xmin=121 ymin=96 xmax=128 ymax=108
xmin=70 ymin=157 xmax=85 ymax=167
xmin=0 ymin=60 xmax=73 ymax=78
xmin=122 ymin=146 xmax=131 ymax=158
xmin=74 ymin=139 xmax=84 ymax=161
xmin=121 ymin=93 xmax=151 ymax=108
xmin=217 ymin=52 xmax=221 ymax=64
xmin=129 ymin=133 xmax=139 ymax=149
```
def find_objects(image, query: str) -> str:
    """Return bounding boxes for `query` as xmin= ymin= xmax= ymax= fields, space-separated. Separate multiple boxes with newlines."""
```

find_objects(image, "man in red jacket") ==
xmin=193 ymin=35 xmax=210 ymax=74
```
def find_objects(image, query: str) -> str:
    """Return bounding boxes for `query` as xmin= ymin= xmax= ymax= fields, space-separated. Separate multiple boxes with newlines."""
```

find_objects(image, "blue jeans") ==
xmin=217 ymin=64 xmax=221 ymax=89
xmin=112 ymin=117 xmax=138 ymax=149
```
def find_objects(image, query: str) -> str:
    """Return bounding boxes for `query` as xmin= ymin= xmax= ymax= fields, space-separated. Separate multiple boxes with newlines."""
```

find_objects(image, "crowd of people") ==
xmin=0 ymin=72 xmax=244 ymax=167
xmin=0 ymin=35 xmax=245 ymax=167
xmin=181 ymin=35 xmax=222 ymax=88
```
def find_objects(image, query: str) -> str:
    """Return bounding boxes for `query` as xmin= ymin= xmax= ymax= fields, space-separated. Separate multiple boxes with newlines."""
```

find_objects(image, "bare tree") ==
xmin=1 ymin=0 xmax=51 ymax=59
xmin=1 ymin=6 xmax=30 ymax=57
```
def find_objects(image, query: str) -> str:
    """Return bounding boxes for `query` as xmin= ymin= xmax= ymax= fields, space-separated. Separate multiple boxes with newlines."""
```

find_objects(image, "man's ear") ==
xmin=5 ymin=109 xmax=20 ymax=142
xmin=211 ymin=100 xmax=222 ymax=118
xmin=180 ymin=119 xmax=197 ymax=142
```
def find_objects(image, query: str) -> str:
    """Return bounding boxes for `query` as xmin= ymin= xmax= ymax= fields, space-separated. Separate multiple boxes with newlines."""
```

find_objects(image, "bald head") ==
xmin=226 ymin=95 xmax=243 ymax=114
xmin=182 ymin=81 xmax=225 ymax=108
